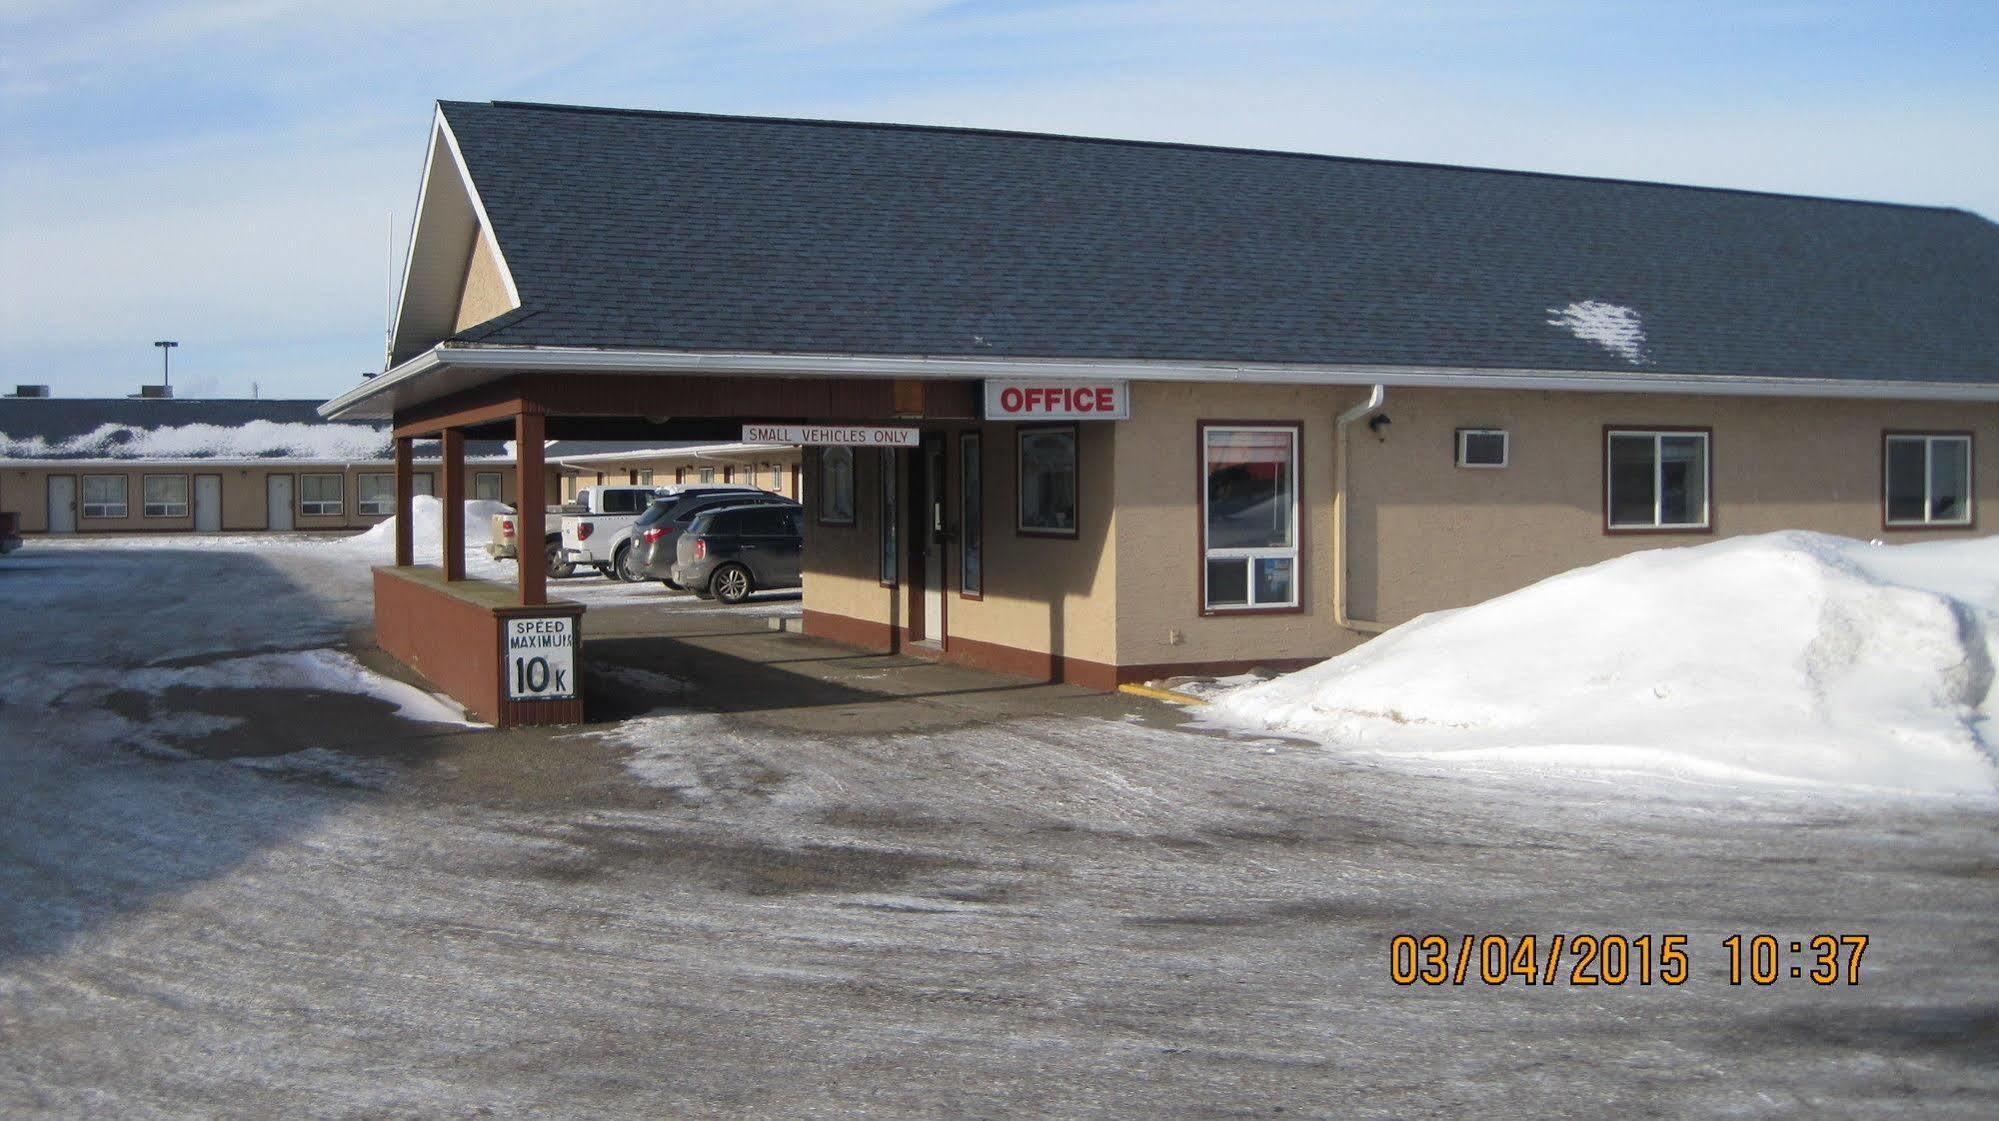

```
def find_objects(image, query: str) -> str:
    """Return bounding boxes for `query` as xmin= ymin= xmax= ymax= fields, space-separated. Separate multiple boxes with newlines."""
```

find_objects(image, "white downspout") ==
xmin=1334 ymin=385 xmax=1389 ymax=634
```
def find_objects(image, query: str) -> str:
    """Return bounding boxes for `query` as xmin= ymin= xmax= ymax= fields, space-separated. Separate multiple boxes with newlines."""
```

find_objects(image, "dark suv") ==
xmin=627 ymin=488 xmax=770 ymax=584
xmin=672 ymin=503 xmax=805 ymax=604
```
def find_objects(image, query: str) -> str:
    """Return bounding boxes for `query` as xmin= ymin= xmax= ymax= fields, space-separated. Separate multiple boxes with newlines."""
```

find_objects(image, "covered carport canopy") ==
xmin=355 ymin=361 xmax=976 ymax=604
xmin=328 ymin=353 xmax=974 ymax=727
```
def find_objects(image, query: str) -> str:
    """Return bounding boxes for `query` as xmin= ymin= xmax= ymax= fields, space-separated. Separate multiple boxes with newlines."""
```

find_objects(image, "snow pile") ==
xmin=1547 ymin=299 xmax=1649 ymax=364
xmin=345 ymin=495 xmax=513 ymax=557
xmin=120 ymin=648 xmax=477 ymax=725
xmin=1205 ymin=532 xmax=1999 ymax=796
xmin=0 ymin=420 xmax=390 ymax=460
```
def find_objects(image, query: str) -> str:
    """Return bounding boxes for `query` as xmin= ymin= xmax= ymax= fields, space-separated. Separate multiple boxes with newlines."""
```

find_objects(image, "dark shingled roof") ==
xmin=437 ymin=100 xmax=1999 ymax=386
xmin=0 ymin=397 xmax=508 ymax=459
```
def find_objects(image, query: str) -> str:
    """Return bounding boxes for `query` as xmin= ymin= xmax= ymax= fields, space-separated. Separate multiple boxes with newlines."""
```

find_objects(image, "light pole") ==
xmin=153 ymin=340 xmax=178 ymax=393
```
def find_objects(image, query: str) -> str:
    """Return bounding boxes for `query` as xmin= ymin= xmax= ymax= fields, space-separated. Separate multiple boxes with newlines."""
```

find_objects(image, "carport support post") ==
xmin=441 ymin=428 xmax=465 ymax=581
xmin=514 ymin=410 xmax=546 ymax=606
xmin=393 ymin=436 xmax=414 ymax=567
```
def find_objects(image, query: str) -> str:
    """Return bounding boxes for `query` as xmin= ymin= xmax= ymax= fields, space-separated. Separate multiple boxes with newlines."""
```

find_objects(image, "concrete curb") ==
xmin=1116 ymin=682 xmax=1209 ymax=707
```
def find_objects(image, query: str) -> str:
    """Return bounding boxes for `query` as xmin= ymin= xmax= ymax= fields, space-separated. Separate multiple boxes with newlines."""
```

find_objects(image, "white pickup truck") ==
xmin=555 ymin=486 xmax=665 ymax=580
xmin=561 ymin=484 xmax=762 ymax=582
xmin=490 ymin=485 xmax=660 ymax=580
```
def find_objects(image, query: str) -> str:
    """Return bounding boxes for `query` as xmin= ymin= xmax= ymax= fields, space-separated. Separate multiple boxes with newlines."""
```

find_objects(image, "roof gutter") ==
xmin=322 ymin=343 xmax=1999 ymax=420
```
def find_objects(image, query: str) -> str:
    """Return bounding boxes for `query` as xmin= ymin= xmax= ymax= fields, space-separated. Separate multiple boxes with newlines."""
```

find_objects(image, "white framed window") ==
xmin=1884 ymin=433 xmax=1973 ymax=527
xmin=473 ymin=472 xmax=504 ymax=502
xmin=412 ymin=472 xmax=436 ymax=497
xmin=82 ymin=474 xmax=128 ymax=519
xmin=299 ymin=473 xmax=344 ymax=516
xmin=1202 ymin=424 xmax=1301 ymax=611
xmin=142 ymin=473 xmax=189 ymax=517
xmin=818 ymin=447 xmax=855 ymax=526
xmin=698 ymin=466 xmax=716 ymax=484
xmin=960 ymin=433 xmax=983 ymax=598
xmin=1456 ymin=428 xmax=1509 ymax=469
xmin=1016 ymin=425 xmax=1078 ymax=537
xmin=1606 ymin=429 xmax=1710 ymax=530
xmin=357 ymin=473 xmax=395 ymax=516
xmin=638 ymin=469 xmax=654 ymax=486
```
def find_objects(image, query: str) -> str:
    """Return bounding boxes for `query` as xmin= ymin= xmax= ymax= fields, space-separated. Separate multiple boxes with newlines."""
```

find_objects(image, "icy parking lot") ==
xmin=3 ymin=533 xmax=1998 ymax=1119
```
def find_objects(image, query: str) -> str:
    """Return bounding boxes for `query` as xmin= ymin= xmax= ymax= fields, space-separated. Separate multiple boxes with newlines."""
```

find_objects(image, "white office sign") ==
xmin=984 ymin=379 xmax=1130 ymax=421
xmin=505 ymin=616 xmax=576 ymax=701
xmin=742 ymin=424 xmax=920 ymax=446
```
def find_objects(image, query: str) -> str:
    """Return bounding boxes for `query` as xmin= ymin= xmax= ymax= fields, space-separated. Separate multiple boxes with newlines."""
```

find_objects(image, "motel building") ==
xmin=1 ymin=390 xmax=521 ymax=535
xmin=549 ymin=441 xmax=803 ymax=502
xmin=324 ymin=100 xmax=1999 ymax=727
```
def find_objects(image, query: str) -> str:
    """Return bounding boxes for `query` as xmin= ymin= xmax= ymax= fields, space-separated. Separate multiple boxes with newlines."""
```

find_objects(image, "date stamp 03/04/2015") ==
xmin=1389 ymin=933 xmax=1870 ymax=988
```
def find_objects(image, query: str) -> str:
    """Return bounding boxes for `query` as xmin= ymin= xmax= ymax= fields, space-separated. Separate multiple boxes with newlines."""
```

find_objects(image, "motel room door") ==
xmin=194 ymin=475 xmax=222 ymax=533
xmin=47 ymin=475 xmax=76 ymax=534
xmin=266 ymin=475 xmax=294 ymax=530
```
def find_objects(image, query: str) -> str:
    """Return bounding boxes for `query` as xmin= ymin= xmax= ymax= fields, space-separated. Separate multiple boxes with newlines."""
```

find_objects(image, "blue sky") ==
xmin=3 ymin=1 xmax=1995 ymax=401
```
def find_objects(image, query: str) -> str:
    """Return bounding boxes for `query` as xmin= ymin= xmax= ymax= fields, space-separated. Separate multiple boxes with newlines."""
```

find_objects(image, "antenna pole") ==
xmin=385 ymin=210 xmax=396 ymax=362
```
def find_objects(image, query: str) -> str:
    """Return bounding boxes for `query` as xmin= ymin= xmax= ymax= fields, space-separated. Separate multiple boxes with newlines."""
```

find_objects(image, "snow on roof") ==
xmin=1546 ymin=300 xmax=1649 ymax=365
xmin=0 ymin=420 xmax=394 ymax=462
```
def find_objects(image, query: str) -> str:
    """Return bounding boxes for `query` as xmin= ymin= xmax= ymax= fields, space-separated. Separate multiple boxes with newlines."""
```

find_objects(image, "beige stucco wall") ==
xmin=1111 ymin=381 xmax=1357 ymax=668
xmin=1344 ymin=388 xmax=1998 ymax=627
xmin=800 ymin=429 xmax=1120 ymax=666
xmin=1110 ymin=382 xmax=1997 ymax=668
xmin=453 ymin=232 xmax=513 ymax=332
xmin=770 ymin=378 xmax=1999 ymax=676
xmin=6 ymin=462 xmax=515 ymax=534
xmin=801 ymin=445 xmax=895 ymax=629
xmin=949 ymin=422 xmax=1118 ymax=665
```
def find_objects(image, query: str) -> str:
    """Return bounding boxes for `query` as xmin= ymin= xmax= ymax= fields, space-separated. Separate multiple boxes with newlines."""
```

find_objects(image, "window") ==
xmin=1885 ymin=434 xmax=1973 ymax=527
xmin=300 ymin=473 xmax=344 ymax=516
xmin=600 ymin=488 xmax=647 ymax=514
xmin=819 ymin=447 xmax=855 ymax=525
xmin=769 ymin=464 xmax=783 ymax=491
xmin=142 ymin=474 xmax=189 ymax=517
xmin=638 ymin=469 xmax=654 ymax=486
xmin=698 ymin=466 xmax=715 ymax=484
xmin=473 ymin=472 xmax=504 ymax=502
xmin=412 ymin=473 xmax=436 ymax=497
xmin=1016 ymin=426 xmax=1078 ymax=536
xmin=674 ymin=468 xmax=686 ymax=484
xmin=82 ymin=474 xmax=128 ymax=518
xmin=1456 ymin=429 xmax=1509 ymax=468
xmin=960 ymin=433 xmax=983 ymax=597
xmin=1202 ymin=424 xmax=1300 ymax=611
xmin=879 ymin=448 xmax=898 ymax=585
xmin=1606 ymin=429 xmax=1710 ymax=530
xmin=745 ymin=507 xmax=793 ymax=536
xmin=358 ymin=474 xmax=395 ymax=516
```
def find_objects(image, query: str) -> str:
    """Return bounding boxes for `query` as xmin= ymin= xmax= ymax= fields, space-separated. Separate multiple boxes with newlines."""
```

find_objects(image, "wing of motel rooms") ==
xmin=320 ymin=99 xmax=1999 ymax=695
xmin=0 ymin=392 xmax=532 ymax=534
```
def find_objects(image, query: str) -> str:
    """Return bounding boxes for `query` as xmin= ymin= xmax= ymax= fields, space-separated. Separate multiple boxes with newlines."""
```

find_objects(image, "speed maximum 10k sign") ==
xmin=505 ymin=616 xmax=576 ymax=701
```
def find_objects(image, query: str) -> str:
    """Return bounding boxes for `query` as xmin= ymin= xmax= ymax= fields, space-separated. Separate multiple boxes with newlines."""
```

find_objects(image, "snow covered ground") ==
xmin=1207 ymin=532 xmax=1999 ymax=799
xmin=3 ymin=530 xmax=1998 ymax=1117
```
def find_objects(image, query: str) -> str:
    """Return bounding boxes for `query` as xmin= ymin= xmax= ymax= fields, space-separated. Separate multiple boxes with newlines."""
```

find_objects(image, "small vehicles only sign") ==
xmin=505 ymin=616 xmax=576 ymax=701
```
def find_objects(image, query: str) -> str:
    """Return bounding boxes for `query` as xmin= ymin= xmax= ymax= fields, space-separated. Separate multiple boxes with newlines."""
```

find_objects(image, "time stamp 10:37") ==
xmin=1389 ymin=933 xmax=1870 ymax=987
